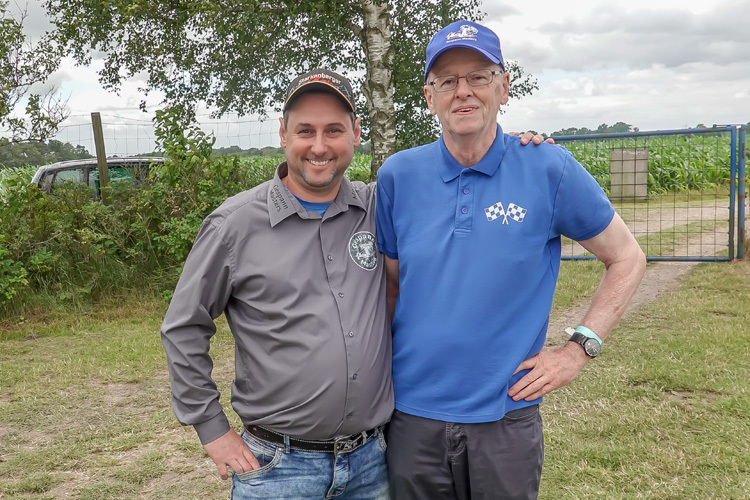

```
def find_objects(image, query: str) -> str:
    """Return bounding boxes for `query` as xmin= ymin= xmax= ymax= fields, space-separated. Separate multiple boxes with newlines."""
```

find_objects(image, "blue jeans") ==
xmin=231 ymin=428 xmax=390 ymax=499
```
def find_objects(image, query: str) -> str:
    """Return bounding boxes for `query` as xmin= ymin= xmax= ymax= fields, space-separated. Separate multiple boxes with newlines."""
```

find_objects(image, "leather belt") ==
xmin=245 ymin=424 xmax=378 ymax=455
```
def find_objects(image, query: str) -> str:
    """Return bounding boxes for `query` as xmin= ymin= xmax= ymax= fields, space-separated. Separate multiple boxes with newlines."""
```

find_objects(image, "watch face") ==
xmin=583 ymin=338 xmax=601 ymax=357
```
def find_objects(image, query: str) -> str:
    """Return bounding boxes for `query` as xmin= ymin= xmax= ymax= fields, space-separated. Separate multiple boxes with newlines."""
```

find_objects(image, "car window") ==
xmin=89 ymin=166 xmax=134 ymax=190
xmin=50 ymin=169 xmax=83 ymax=192
xmin=109 ymin=167 xmax=134 ymax=183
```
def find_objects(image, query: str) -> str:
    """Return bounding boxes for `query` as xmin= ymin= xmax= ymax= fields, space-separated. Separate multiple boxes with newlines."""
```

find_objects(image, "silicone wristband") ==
xmin=574 ymin=325 xmax=603 ymax=345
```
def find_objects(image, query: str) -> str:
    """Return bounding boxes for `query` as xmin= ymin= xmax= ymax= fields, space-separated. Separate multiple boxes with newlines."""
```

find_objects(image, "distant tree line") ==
xmin=212 ymin=142 xmax=372 ymax=158
xmin=0 ymin=139 xmax=374 ymax=169
xmin=549 ymin=121 xmax=750 ymax=137
xmin=0 ymin=138 xmax=92 ymax=168
xmin=550 ymin=122 xmax=640 ymax=137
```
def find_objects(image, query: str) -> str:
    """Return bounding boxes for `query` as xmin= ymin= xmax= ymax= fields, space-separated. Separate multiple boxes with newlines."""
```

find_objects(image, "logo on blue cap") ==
xmin=447 ymin=24 xmax=479 ymax=41
xmin=424 ymin=20 xmax=505 ymax=82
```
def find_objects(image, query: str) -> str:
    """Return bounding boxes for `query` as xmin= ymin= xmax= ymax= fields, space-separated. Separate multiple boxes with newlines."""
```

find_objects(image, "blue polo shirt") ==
xmin=375 ymin=124 xmax=615 ymax=423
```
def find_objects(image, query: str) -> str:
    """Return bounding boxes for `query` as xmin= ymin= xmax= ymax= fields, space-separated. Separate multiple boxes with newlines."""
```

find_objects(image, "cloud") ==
xmin=488 ymin=0 xmax=749 ymax=133
xmin=503 ymin=58 xmax=750 ymax=134
xmin=480 ymin=2 xmax=522 ymax=21
xmin=11 ymin=0 xmax=53 ymax=40
xmin=511 ymin=1 xmax=749 ymax=72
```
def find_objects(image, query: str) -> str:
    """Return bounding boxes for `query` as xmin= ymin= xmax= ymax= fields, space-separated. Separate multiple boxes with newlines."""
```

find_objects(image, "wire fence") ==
xmin=52 ymin=113 xmax=283 ymax=157
xmin=41 ymin=115 xmax=750 ymax=261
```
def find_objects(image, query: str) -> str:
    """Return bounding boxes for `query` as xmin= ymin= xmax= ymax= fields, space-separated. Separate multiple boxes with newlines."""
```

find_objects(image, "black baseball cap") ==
xmin=283 ymin=68 xmax=355 ymax=112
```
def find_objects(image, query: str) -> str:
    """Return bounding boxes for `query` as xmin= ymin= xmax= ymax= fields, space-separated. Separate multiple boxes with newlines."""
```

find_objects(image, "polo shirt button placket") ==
xmin=456 ymin=169 xmax=475 ymax=232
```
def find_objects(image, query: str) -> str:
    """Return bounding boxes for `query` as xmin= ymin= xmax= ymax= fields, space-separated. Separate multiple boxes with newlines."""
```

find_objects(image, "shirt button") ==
xmin=338 ymin=292 xmax=345 ymax=298
xmin=348 ymin=331 xmax=354 ymax=338
xmin=352 ymin=373 xmax=358 ymax=380
xmin=463 ymin=188 xmax=470 ymax=194
xmin=461 ymin=207 xmax=468 ymax=214
xmin=327 ymin=255 xmax=333 ymax=261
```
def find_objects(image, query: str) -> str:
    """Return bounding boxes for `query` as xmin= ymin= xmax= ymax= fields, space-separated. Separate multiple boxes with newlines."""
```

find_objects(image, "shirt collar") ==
xmin=268 ymin=162 xmax=366 ymax=227
xmin=436 ymin=124 xmax=508 ymax=182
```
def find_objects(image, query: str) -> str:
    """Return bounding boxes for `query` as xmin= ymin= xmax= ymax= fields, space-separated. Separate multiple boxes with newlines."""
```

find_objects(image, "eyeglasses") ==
xmin=428 ymin=69 xmax=504 ymax=93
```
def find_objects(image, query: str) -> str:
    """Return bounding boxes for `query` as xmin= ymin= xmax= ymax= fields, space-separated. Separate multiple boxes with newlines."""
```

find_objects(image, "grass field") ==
xmin=1 ymin=259 xmax=748 ymax=499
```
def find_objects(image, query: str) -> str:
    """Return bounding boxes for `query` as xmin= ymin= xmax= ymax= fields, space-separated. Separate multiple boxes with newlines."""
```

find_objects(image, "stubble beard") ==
xmin=301 ymin=165 xmax=340 ymax=190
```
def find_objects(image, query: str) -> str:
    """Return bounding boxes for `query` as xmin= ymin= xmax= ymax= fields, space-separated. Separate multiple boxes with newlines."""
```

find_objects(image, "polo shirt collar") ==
xmin=268 ymin=162 xmax=366 ymax=227
xmin=436 ymin=124 xmax=508 ymax=182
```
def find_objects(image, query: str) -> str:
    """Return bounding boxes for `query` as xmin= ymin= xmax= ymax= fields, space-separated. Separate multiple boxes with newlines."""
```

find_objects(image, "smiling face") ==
xmin=424 ymin=48 xmax=509 ymax=154
xmin=279 ymin=92 xmax=361 ymax=202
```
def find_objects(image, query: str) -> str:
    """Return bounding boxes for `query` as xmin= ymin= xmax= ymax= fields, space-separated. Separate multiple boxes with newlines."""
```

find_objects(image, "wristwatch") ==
xmin=568 ymin=326 xmax=602 ymax=358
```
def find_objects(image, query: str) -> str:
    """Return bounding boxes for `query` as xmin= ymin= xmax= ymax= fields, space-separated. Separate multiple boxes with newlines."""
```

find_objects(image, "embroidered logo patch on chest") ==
xmin=349 ymin=231 xmax=378 ymax=271
xmin=484 ymin=201 xmax=528 ymax=224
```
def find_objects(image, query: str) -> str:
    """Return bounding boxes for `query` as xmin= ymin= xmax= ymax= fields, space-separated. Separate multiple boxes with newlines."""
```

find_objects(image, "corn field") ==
xmin=560 ymin=133 xmax=734 ymax=195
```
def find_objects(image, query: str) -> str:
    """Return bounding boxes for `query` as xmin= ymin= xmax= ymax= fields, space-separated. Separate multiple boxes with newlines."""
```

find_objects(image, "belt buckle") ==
xmin=333 ymin=432 xmax=366 ymax=455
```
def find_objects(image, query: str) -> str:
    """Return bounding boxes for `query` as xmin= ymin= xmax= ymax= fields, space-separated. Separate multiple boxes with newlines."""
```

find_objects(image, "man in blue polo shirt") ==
xmin=375 ymin=20 xmax=646 ymax=500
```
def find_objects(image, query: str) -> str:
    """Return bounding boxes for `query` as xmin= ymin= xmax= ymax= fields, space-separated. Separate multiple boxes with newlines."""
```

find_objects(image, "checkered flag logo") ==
xmin=506 ymin=203 xmax=527 ymax=223
xmin=484 ymin=201 xmax=505 ymax=222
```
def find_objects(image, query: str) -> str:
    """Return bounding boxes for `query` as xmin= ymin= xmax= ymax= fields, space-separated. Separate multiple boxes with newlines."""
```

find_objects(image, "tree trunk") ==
xmin=359 ymin=0 xmax=395 ymax=181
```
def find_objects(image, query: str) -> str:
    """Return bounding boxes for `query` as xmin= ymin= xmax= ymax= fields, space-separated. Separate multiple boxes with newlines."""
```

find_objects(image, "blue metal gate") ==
xmin=554 ymin=125 xmax=746 ymax=261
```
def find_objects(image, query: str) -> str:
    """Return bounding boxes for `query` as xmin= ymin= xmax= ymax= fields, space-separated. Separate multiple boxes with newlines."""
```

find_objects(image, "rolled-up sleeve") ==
xmin=160 ymin=218 xmax=235 ymax=444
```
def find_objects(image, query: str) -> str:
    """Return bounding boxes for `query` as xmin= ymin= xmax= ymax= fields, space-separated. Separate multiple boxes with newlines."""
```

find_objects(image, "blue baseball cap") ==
xmin=424 ymin=20 xmax=505 ymax=82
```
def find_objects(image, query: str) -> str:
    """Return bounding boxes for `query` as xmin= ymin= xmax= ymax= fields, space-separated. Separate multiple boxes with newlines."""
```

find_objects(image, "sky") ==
xmin=10 ymin=0 xmax=750 ymax=152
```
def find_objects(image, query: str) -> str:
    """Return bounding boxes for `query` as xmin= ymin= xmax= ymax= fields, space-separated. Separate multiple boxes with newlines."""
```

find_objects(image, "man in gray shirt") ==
xmin=161 ymin=69 xmax=393 ymax=499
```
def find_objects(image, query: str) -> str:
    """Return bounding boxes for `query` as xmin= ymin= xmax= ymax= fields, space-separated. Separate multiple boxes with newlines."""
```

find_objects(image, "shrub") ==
xmin=0 ymin=108 xmax=376 ymax=317
xmin=0 ymin=237 xmax=28 ymax=307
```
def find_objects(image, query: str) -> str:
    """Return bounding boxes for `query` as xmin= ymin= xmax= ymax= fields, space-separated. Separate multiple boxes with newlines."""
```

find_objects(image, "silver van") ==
xmin=31 ymin=157 xmax=165 ymax=198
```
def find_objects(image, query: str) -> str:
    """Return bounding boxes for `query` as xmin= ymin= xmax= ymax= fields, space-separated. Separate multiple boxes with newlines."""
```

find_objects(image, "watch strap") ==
xmin=574 ymin=325 xmax=603 ymax=345
xmin=568 ymin=332 xmax=588 ymax=345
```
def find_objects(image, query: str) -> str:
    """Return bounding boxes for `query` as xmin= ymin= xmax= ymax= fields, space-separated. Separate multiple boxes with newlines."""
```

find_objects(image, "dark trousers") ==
xmin=386 ymin=405 xmax=544 ymax=500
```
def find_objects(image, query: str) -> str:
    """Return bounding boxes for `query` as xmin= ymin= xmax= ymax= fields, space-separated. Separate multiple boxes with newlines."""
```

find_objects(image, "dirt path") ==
xmin=561 ymin=199 xmax=747 ymax=258
xmin=545 ymin=261 xmax=698 ymax=346
xmin=549 ymin=197 xmax=747 ymax=344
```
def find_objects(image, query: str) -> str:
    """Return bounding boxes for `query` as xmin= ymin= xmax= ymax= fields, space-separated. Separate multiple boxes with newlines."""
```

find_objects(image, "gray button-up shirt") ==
xmin=161 ymin=163 xmax=393 ymax=444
